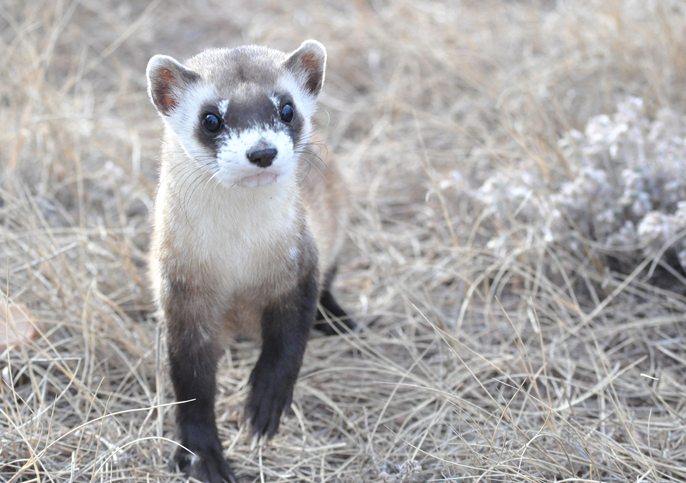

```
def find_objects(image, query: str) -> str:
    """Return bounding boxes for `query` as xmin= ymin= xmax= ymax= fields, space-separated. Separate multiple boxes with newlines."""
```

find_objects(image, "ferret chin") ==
xmin=146 ymin=40 xmax=355 ymax=483
xmin=235 ymin=172 xmax=278 ymax=187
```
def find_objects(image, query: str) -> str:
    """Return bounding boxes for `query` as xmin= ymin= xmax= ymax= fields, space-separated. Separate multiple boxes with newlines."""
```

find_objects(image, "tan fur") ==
xmin=299 ymin=157 xmax=350 ymax=279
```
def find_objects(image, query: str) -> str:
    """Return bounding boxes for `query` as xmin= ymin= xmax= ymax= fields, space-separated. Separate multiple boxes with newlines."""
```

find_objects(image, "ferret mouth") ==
xmin=236 ymin=172 xmax=278 ymax=187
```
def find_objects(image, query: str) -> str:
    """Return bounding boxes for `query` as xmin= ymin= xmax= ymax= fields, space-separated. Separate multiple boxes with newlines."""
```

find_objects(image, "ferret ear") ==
xmin=146 ymin=55 xmax=200 ymax=116
xmin=284 ymin=40 xmax=327 ymax=98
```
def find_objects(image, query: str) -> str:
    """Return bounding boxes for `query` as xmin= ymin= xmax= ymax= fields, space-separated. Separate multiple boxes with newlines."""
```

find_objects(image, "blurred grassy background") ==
xmin=2 ymin=0 xmax=686 ymax=481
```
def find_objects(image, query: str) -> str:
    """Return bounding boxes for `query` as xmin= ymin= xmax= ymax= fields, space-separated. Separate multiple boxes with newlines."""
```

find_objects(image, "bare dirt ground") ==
xmin=2 ymin=0 xmax=686 ymax=481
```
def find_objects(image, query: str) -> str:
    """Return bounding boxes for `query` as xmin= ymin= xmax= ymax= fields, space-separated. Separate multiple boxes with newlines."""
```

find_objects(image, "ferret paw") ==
xmin=172 ymin=445 xmax=237 ymax=483
xmin=312 ymin=315 xmax=356 ymax=336
xmin=314 ymin=290 xmax=356 ymax=336
xmin=247 ymin=364 xmax=294 ymax=439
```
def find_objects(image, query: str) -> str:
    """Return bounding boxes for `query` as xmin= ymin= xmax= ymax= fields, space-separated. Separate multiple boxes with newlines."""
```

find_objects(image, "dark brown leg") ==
xmin=313 ymin=265 xmax=355 ymax=335
xmin=165 ymin=283 xmax=237 ymax=483
xmin=247 ymin=267 xmax=318 ymax=438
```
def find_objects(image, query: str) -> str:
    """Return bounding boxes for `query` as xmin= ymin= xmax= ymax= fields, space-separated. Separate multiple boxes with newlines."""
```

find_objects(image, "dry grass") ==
xmin=2 ymin=0 xmax=686 ymax=481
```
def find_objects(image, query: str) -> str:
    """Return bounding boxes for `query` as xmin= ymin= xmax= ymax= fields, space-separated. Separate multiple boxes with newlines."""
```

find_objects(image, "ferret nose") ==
xmin=246 ymin=148 xmax=277 ymax=168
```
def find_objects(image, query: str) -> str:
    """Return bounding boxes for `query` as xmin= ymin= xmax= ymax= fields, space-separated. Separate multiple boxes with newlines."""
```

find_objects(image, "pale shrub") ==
xmin=462 ymin=98 xmax=686 ymax=283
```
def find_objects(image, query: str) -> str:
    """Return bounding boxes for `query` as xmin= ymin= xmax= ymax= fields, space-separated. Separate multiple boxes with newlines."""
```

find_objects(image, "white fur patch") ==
xmin=276 ymin=72 xmax=318 ymax=144
xmin=160 ymin=144 xmax=301 ymax=295
xmin=268 ymin=95 xmax=280 ymax=111
xmin=218 ymin=99 xmax=230 ymax=116
xmin=215 ymin=127 xmax=296 ymax=187
xmin=163 ymin=82 xmax=219 ymax=166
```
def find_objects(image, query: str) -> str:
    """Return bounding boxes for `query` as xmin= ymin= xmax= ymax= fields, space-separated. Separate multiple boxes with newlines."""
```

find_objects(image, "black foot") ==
xmin=172 ymin=444 xmax=237 ymax=483
xmin=313 ymin=290 xmax=356 ymax=336
xmin=247 ymin=359 xmax=295 ymax=439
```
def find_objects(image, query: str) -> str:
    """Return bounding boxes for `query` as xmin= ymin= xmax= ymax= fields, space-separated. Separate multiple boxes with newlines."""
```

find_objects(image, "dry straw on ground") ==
xmin=2 ymin=0 xmax=686 ymax=481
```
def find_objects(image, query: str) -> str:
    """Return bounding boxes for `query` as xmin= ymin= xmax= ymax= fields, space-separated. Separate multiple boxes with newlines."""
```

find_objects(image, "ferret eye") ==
xmin=202 ymin=113 xmax=222 ymax=133
xmin=280 ymin=104 xmax=294 ymax=123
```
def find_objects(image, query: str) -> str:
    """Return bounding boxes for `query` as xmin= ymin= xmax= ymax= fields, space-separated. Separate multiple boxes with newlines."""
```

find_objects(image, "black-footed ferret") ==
xmin=146 ymin=40 xmax=354 ymax=482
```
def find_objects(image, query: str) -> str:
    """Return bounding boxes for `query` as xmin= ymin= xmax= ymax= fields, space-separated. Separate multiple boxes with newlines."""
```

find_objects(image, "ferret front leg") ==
xmin=167 ymin=313 xmax=237 ymax=483
xmin=247 ymin=269 xmax=318 ymax=439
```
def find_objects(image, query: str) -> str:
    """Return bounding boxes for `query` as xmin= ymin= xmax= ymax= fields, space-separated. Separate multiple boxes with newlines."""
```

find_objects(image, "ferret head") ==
xmin=146 ymin=41 xmax=326 ymax=188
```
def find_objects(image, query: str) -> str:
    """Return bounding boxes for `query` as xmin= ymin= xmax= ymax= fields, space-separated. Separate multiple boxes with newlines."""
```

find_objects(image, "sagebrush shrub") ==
xmin=464 ymin=98 xmax=686 ymax=282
